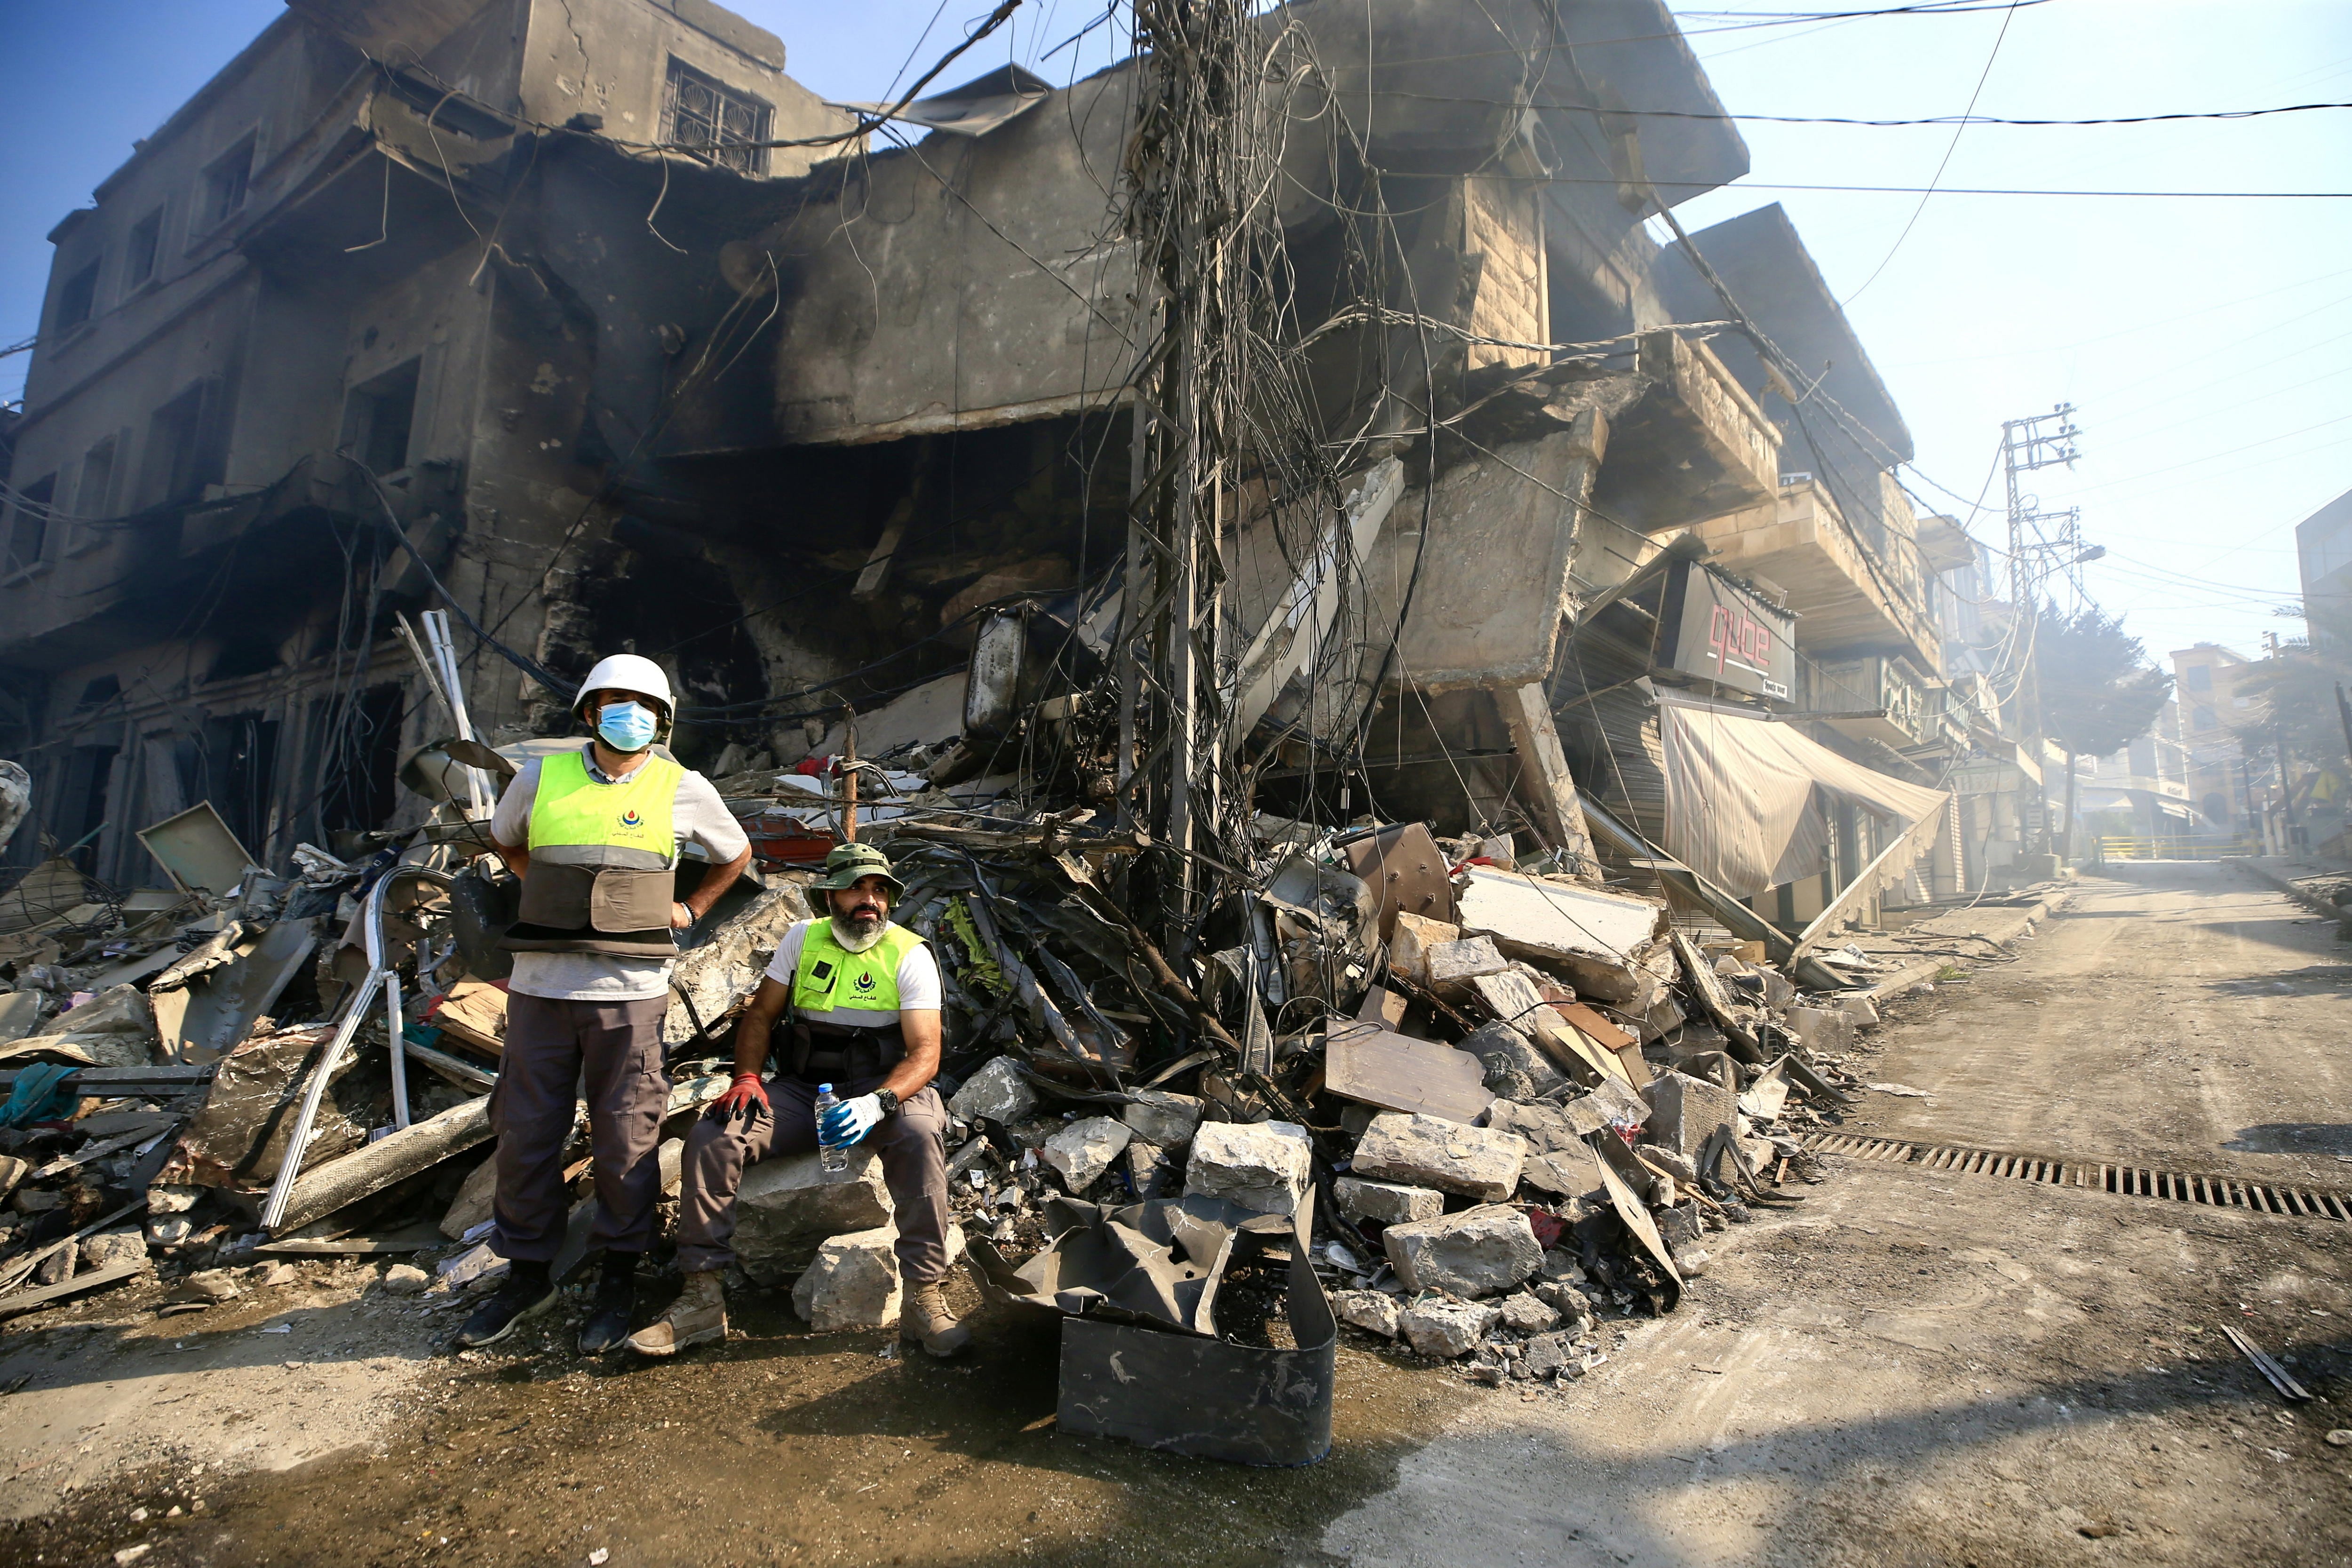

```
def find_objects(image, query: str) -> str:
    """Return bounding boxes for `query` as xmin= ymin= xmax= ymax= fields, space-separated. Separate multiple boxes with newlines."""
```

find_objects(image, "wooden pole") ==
xmin=842 ymin=705 xmax=859 ymax=844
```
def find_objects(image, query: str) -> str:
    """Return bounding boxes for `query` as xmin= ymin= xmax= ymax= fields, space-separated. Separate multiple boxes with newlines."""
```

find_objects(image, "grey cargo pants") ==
xmin=677 ymin=1074 xmax=952 ymax=1283
xmin=488 ymin=991 xmax=671 ymax=1263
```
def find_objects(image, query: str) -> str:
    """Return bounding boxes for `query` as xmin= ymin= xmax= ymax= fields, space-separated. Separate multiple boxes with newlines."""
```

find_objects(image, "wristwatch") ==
xmin=874 ymin=1088 xmax=900 ymax=1116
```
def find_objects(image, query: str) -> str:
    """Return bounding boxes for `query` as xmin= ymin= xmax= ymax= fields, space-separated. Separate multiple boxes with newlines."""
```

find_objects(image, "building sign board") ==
xmin=1658 ymin=560 xmax=1795 ymax=703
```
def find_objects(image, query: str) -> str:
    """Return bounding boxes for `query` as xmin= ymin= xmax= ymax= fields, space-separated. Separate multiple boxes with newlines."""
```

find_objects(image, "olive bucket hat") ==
xmin=811 ymin=841 xmax=905 ymax=897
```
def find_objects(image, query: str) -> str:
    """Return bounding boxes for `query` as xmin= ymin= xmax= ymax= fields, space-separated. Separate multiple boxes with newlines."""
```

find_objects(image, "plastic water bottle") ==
xmin=815 ymin=1082 xmax=848 ymax=1177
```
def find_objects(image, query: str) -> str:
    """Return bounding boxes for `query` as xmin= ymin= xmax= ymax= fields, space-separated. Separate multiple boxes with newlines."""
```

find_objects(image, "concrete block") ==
xmin=1496 ymin=1289 xmax=1558 ymax=1334
xmin=1042 ymin=1116 xmax=1131 ymax=1191
xmin=1184 ymin=1120 xmax=1314 ymax=1216
xmin=733 ymin=1147 xmax=894 ymax=1287
xmin=1387 ymin=911 xmax=1461 ymax=987
xmin=1350 ymin=1111 xmax=1526 ymax=1202
xmin=1333 ymin=1175 xmax=1444 ymax=1226
xmin=1781 ymin=1005 xmax=1857 ymax=1054
xmin=1425 ymin=936 xmax=1509 ymax=995
xmin=1331 ymin=1289 xmax=1402 ymax=1337
xmin=949 ymin=1056 xmax=1037 ymax=1125
xmin=1642 ymin=1072 xmax=1735 ymax=1162
xmin=1519 ymin=1331 xmax=1572 ymax=1378
xmin=80 ymin=1229 xmax=150 ymax=1274
xmin=1533 ymin=1281 xmax=1595 ymax=1331
xmin=1381 ymin=1204 xmax=1542 ymax=1297
xmin=1396 ymin=1297 xmax=1501 ymax=1358
xmin=791 ymin=1226 xmax=902 ymax=1332
xmin=1836 ymin=995 xmax=1879 ymax=1027
xmin=1120 ymin=1090 xmax=1204 ymax=1148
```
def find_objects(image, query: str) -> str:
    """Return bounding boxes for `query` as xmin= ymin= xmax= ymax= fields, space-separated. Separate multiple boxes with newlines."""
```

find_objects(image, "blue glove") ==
xmin=818 ymin=1092 xmax=885 ymax=1148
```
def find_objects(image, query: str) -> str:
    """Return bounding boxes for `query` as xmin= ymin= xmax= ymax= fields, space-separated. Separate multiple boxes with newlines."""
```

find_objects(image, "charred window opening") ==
xmin=75 ymin=437 xmax=116 ymax=529
xmin=139 ymin=380 xmax=223 ymax=509
xmin=6 ymin=475 xmax=55 ymax=575
xmin=342 ymin=358 xmax=421 ymax=476
xmin=198 ymin=135 xmax=254 ymax=237
xmin=59 ymin=744 xmax=117 ymax=869
xmin=55 ymin=260 xmax=99 ymax=334
xmin=126 ymin=207 xmax=162 ymax=289
xmin=663 ymin=60 xmax=770 ymax=175
xmin=318 ymin=683 xmax=405 ymax=837
xmin=207 ymin=627 xmax=285 ymax=684
xmin=200 ymin=711 xmax=279 ymax=860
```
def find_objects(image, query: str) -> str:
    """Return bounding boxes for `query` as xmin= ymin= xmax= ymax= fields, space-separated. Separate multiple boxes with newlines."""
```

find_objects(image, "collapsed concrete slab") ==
xmin=733 ymin=1148 xmax=895 ymax=1286
xmin=1643 ymin=1071 xmax=1736 ymax=1162
xmin=1381 ymin=1204 xmax=1542 ymax=1297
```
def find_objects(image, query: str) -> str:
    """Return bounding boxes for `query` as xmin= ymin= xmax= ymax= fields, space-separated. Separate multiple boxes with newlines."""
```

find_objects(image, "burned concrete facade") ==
xmin=0 ymin=0 xmax=845 ymax=880
xmin=4 ymin=0 xmax=1981 ymax=951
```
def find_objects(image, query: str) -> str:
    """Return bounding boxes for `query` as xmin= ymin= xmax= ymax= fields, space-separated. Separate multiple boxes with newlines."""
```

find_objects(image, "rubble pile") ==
xmin=0 ymin=709 xmax=1899 ymax=1428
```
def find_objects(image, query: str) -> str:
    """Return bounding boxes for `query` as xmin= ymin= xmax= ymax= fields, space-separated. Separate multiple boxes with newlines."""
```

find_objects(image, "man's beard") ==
xmin=832 ymin=905 xmax=887 ymax=952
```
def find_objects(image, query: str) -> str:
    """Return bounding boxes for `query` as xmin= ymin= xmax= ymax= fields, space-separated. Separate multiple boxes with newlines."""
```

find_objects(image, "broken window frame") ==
xmin=4 ymin=474 xmax=56 ymax=581
xmin=661 ymin=59 xmax=771 ymax=176
xmin=125 ymin=205 xmax=164 ymax=290
xmin=195 ymin=135 xmax=255 ymax=240
xmin=53 ymin=258 xmax=99 ymax=335
xmin=340 ymin=357 xmax=423 ymax=478
xmin=65 ymin=437 xmax=117 ymax=557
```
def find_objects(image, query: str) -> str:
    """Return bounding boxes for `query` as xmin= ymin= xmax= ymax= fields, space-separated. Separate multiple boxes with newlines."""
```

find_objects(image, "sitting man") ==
xmin=628 ymin=842 xmax=969 ymax=1358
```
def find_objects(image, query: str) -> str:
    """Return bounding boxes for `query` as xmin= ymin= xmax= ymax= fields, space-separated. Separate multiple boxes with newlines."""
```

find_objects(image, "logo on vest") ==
xmin=852 ymin=971 xmax=879 ymax=995
xmin=618 ymin=809 xmax=644 ymax=829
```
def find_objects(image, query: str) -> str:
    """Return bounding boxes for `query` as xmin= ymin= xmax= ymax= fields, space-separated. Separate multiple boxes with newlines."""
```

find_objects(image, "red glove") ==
xmin=713 ymin=1073 xmax=769 ymax=1124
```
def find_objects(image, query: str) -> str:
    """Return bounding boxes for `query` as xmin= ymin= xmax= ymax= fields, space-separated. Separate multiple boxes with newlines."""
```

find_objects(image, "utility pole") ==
xmin=2001 ymin=404 xmax=2081 ymax=857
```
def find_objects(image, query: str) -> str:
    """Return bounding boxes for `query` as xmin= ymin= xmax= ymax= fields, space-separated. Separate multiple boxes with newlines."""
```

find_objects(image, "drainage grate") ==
xmin=1801 ymin=1132 xmax=2352 ymax=1222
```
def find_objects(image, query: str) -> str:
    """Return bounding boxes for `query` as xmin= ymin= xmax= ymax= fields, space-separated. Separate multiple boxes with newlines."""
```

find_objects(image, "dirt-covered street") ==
xmin=0 ymin=860 xmax=2344 ymax=1568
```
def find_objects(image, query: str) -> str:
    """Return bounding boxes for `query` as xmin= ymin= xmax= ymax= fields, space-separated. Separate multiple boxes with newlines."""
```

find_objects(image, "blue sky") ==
xmin=3 ymin=0 xmax=2347 ymax=663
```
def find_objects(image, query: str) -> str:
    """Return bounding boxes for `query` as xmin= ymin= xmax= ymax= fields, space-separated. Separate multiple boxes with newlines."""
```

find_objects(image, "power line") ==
xmin=1839 ymin=0 xmax=2021 ymax=304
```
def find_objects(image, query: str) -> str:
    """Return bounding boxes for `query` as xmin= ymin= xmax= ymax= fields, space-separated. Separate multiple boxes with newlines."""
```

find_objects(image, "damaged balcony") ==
xmin=1690 ymin=478 xmax=1941 ymax=671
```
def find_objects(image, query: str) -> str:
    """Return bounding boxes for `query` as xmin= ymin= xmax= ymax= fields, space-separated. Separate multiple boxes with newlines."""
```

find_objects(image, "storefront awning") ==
xmin=1654 ymin=688 xmax=1950 ymax=898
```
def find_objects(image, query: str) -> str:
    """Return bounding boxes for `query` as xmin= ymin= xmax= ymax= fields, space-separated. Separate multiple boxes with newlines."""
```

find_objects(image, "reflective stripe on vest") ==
xmin=791 ymin=920 xmax=922 ymax=1015
xmin=526 ymin=750 xmax=682 ymax=866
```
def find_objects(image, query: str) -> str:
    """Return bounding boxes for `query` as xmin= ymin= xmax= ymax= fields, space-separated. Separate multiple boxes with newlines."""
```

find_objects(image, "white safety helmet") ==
xmin=573 ymin=653 xmax=675 ymax=725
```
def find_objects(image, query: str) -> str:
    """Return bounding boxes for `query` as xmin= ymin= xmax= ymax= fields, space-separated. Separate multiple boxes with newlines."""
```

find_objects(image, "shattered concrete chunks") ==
xmin=1536 ymin=1249 xmax=1585 ymax=1283
xmin=1458 ymin=1020 xmax=1564 ymax=1099
xmin=948 ymin=1056 xmax=1038 ymax=1126
xmin=1331 ymin=1289 xmax=1402 ymax=1338
xmin=661 ymin=883 xmax=811 ymax=1047
xmin=1835 ymin=995 xmax=1878 ymax=1027
xmin=1120 ymin=1090 xmax=1204 ymax=1149
xmin=1496 ymin=1289 xmax=1558 ymax=1334
xmin=1518 ymin=1331 xmax=1572 ymax=1378
xmin=1350 ymin=1112 xmax=1526 ymax=1202
xmin=1386 ymin=911 xmax=1461 ymax=987
xmin=1639 ymin=1146 xmax=1699 ymax=1186
xmin=1042 ymin=1116 xmax=1131 ymax=1191
xmin=791 ymin=1226 xmax=902 ymax=1332
xmin=733 ymin=1148 xmax=895 ymax=1286
xmin=78 ymin=1230 xmax=151 ymax=1275
xmin=1533 ymin=1282 xmax=1595 ymax=1331
xmin=1184 ymin=1120 xmax=1314 ymax=1216
xmin=1657 ymin=1204 xmax=1705 ymax=1251
xmin=22 ymin=984 xmax=159 ymax=1069
xmin=1333 ymin=1175 xmax=1443 ymax=1226
xmin=1643 ymin=1071 xmax=1735 ymax=1162
xmin=1396 ymin=1297 xmax=1501 ymax=1358
xmin=382 ymin=1263 xmax=431 ymax=1296
xmin=145 ymin=1183 xmax=201 ymax=1215
xmin=1381 ymin=1204 xmax=1542 ymax=1297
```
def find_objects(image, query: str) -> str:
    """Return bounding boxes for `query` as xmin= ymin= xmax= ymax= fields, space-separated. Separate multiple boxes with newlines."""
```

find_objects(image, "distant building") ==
xmin=2296 ymin=486 xmax=2352 ymax=645
xmin=2169 ymin=643 xmax=2253 ymax=830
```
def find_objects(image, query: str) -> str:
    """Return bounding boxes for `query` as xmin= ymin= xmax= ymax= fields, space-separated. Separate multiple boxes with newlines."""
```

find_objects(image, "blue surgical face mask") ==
xmin=595 ymin=700 xmax=659 ymax=753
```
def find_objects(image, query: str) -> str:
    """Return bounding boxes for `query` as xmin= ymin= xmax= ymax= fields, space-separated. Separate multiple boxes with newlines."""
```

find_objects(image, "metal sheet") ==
xmin=1053 ymin=1191 xmax=1335 ymax=1466
xmin=135 ymin=802 xmax=256 ymax=896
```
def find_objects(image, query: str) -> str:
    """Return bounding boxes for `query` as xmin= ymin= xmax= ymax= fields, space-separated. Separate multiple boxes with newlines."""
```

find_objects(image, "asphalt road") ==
xmin=2 ymin=861 xmax=2345 ymax=1567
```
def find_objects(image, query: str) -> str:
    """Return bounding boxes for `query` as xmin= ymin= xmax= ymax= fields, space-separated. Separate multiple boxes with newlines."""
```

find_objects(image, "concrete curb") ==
xmin=1859 ymin=886 xmax=2067 ymax=1004
xmin=2234 ymin=858 xmax=2352 ymax=926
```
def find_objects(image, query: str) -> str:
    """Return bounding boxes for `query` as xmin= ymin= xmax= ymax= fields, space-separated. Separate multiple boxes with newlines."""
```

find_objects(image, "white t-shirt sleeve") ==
xmin=895 ymin=941 xmax=942 ymax=1011
xmin=674 ymin=770 xmax=752 ymax=862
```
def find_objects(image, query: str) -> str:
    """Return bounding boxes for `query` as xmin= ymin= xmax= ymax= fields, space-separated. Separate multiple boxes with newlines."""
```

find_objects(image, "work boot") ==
xmin=900 ymin=1277 xmax=971 ymax=1358
xmin=624 ymin=1270 xmax=726 ymax=1357
xmin=453 ymin=1261 xmax=555 ymax=1349
xmin=578 ymin=1251 xmax=641 ymax=1355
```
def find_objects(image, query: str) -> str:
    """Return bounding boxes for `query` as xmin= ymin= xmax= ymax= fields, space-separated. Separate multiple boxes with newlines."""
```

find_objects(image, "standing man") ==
xmin=457 ymin=653 xmax=753 ymax=1353
xmin=628 ymin=842 xmax=968 ymax=1359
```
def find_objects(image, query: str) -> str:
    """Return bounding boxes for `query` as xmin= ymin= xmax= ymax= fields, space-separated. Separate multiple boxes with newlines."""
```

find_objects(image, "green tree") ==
xmin=2228 ymin=600 xmax=2352 ymax=776
xmin=2035 ymin=605 xmax=2173 ymax=858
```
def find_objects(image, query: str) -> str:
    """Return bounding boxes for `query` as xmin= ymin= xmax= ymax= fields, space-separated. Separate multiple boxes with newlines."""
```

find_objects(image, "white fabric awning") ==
xmin=1654 ymin=687 xmax=1951 ymax=898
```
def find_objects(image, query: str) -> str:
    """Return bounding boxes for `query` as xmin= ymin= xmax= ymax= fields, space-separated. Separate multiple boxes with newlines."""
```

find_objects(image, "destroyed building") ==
xmin=0 ymin=0 xmax=2057 ymax=1459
